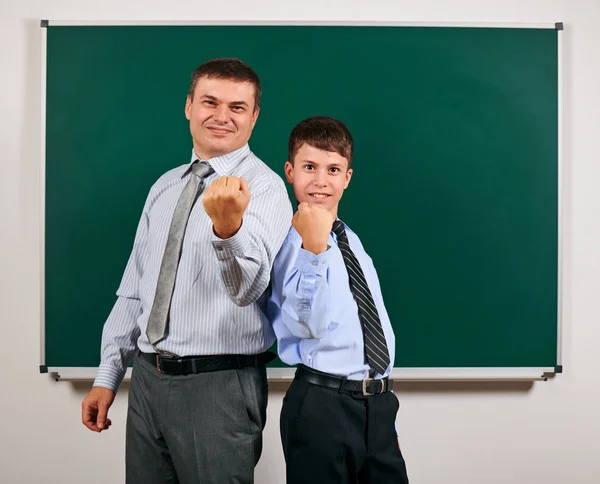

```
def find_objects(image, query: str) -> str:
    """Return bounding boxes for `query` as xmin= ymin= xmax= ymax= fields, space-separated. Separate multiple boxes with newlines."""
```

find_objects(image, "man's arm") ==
xmin=205 ymin=177 xmax=293 ymax=307
xmin=82 ymin=204 xmax=149 ymax=432
xmin=93 ymin=209 xmax=148 ymax=391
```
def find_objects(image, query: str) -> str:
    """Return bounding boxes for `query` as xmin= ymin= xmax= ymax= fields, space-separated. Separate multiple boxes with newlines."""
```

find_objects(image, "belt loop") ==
xmin=337 ymin=375 xmax=347 ymax=394
xmin=191 ymin=358 xmax=197 ymax=374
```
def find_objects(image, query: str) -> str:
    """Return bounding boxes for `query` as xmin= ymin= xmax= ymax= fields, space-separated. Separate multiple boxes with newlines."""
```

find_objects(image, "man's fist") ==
xmin=82 ymin=386 xmax=115 ymax=433
xmin=202 ymin=176 xmax=251 ymax=239
xmin=292 ymin=202 xmax=335 ymax=255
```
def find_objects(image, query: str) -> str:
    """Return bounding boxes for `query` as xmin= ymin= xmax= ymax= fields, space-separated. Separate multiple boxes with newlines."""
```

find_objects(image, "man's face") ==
xmin=284 ymin=143 xmax=353 ymax=218
xmin=185 ymin=76 xmax=259 ymax=159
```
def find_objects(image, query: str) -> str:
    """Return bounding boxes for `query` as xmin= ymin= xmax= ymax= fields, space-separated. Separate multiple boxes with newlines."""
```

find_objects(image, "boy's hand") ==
xmin=203 ymin=176 xmax=251 ymax=239
xmin=292 ymin=202 xmax=334 ymax=255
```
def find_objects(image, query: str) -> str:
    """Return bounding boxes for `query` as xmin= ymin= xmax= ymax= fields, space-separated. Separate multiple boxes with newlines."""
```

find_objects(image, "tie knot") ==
xmin=191 ymin=161 xmax=214 ymax=179
xmin=332 ymin=220 xmax=346 ymax=239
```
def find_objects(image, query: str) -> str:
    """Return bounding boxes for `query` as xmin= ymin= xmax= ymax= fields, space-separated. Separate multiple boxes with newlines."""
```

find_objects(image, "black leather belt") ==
xmin=139 ymin=351 xmax=276 ymax=375
xmin=295 ymin=364 xmax=393 ymax=396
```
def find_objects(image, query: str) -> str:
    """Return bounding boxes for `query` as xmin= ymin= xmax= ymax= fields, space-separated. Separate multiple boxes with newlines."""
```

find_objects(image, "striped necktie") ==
xmin=332 ymin=220 xmax=391 ymax=375
xmin=146 ymin=161 xmax=214 ymax=345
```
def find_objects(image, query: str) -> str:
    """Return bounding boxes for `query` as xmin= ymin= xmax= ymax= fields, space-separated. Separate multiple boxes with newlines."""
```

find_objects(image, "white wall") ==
xmin=1 ymin=1 xmax=599 ymax=483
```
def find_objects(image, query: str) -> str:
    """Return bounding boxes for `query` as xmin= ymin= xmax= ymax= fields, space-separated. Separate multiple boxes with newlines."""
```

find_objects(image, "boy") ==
xmin=269 ymin=116 xmax=409 ymax=483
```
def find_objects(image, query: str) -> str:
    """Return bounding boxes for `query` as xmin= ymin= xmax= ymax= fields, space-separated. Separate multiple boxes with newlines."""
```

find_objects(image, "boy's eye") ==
xmin=304 ymin=164 xmax=314 ymax=171
xmin=330 ymin=167 xmax=340 ymax=173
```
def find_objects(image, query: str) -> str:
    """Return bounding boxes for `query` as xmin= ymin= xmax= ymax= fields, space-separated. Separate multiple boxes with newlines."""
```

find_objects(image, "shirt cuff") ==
xmin=211 ymin=220 xmax=250 ymax=259
xmin=93 ymin=363 xmax=126 ymax=393
xmin=294 ymin=246 xmax=330 ymax=276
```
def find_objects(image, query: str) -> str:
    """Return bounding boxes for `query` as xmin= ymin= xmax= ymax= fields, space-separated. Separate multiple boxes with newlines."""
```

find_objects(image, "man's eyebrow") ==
xmin=200 ymin=95 xmax=248 ymax=107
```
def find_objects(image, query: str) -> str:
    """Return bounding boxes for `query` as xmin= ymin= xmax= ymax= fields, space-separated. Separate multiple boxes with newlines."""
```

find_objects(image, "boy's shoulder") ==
xmin=282 ymin=225 xmax=303 ymax=245
xmin=340 ymin=221 xmax=367 ymax=249
xmin=340 ymin=220 xmax=377 ymax=267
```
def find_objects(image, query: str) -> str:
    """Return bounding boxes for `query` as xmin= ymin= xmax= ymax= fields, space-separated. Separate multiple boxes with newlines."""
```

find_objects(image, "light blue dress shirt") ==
xmin=268 ymin=222 xmax=396 ymax=380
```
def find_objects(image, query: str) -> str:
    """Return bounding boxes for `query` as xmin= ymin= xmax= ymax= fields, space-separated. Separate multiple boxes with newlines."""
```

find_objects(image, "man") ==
xmin=81 ymin=58 xmax=292 ymax=484
xmin=269 ymin=116 xmax=409 ymax=483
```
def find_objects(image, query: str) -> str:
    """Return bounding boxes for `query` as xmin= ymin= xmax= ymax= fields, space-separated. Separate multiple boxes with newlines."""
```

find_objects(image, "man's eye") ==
xmin=232 ymin=106 xmax=244 ymax=111
xmin=203 ymin=100 xmax=215 ymax=106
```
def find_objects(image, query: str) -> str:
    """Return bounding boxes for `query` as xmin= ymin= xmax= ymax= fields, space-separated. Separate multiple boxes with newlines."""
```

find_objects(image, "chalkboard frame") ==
xmin=39 ymin=20 xmax=564 ymax=382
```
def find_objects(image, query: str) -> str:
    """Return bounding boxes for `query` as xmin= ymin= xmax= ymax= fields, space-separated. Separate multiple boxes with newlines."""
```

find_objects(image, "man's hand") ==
xmin=82 ymin=386 xmax=115 ymax=433
xmin=292 ymin=202 xmax=335 ymax=255
xmin=202 ymin=176 xmax=251 ymax=239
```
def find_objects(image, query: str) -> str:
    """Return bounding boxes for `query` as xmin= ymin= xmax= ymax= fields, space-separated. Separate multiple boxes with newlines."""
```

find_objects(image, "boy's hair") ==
xmin=187 ymin=58 xmax=262 ymax=111
xmin=288 ymin=116 xmax=354 ymax=168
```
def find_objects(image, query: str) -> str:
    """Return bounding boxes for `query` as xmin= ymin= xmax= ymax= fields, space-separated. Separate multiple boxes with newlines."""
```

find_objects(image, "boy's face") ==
xmin=284 ymin=143 xmax=353 ymax=218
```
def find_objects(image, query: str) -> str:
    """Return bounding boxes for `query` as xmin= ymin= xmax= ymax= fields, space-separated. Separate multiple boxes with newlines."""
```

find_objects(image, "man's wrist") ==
xmin=213 ymin=219 xmax=243 ymax=239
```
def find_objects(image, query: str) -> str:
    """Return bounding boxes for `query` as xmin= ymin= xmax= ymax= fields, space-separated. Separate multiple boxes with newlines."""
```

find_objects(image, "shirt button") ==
xmin=312 ymin=261 xmax=318 ymax=266
xmin=322 ymin=260 xmax=327 ymax=264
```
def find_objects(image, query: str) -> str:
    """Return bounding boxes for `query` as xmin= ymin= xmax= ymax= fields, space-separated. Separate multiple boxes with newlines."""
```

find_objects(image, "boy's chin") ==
xmin=297 ymin=198 xmax=330 ymax=207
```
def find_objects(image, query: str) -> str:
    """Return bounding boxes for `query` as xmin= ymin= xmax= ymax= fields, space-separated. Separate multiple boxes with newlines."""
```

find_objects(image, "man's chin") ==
xmin=202 ymin=140 xmax=242 ymax=158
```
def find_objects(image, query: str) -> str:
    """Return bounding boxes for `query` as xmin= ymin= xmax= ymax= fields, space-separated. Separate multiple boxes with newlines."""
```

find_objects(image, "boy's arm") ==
xmin=272 ymin=204 xmax=335 ymax=339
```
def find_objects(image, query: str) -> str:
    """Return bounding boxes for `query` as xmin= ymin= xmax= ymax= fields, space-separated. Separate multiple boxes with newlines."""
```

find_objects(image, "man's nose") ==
xmin=213 ymin=104 xmax=229 ymax=123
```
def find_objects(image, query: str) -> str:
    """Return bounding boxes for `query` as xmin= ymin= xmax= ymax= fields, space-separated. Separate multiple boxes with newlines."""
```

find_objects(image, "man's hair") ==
xmin=187 ymin=58 xmax=262 ymax=111
xmin=288 ymin=116 xmax=354 ymax=168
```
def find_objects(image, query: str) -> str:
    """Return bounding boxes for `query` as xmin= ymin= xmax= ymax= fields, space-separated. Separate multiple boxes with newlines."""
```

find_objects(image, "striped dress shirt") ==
xmin=94 ymin=144 xmax=293 ymax=392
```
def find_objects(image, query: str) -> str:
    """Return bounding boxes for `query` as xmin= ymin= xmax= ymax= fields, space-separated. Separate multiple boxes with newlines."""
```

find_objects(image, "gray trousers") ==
xmin=126 ymin=351 xmax=268 ymax=484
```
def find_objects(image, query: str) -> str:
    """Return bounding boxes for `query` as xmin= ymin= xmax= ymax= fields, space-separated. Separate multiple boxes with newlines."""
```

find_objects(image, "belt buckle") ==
xmin=362 ymin=378 xmax=385 ymax=396
xmin=156 ymin=354 xmax=164 ymax=373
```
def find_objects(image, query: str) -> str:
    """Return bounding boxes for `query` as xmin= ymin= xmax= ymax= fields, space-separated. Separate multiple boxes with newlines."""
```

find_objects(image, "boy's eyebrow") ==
xmin=200 ymin=94 xmax=248 ymax=107
xmin=298 ymin=159 xmax=346 ymax=168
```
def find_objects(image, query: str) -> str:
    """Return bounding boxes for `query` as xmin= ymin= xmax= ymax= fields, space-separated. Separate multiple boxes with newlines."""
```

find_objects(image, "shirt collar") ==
xmin=181 ymin=144 xmax=251 ymax=178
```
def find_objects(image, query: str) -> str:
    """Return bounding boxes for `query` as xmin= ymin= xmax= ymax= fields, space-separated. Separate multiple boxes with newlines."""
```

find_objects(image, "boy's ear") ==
xmin=284 ymin=161 xmax=294 ymax=184
xmin=343 ymin=168 xmax=353 ymax=189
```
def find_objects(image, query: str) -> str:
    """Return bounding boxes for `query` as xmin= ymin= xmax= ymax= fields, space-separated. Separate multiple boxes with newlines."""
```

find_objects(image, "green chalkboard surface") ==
xmin=43 ymin=24 xmax=560 ymax=376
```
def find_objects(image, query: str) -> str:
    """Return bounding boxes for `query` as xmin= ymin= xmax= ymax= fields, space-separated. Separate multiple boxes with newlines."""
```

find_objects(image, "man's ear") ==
xmin=185 ymin=95 xmax=192 ymax=120
xmin=251 ymin=107 xmax=260 ymax=128
xmin=284 ymin=161 xmax=294 ymax=184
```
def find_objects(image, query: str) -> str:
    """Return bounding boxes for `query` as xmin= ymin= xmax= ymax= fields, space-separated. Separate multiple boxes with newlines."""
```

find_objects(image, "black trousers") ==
xmin=280 ymin=373 xmax=409 ymax=484
xmin=126 ymin=351 xmax=268 ymax=484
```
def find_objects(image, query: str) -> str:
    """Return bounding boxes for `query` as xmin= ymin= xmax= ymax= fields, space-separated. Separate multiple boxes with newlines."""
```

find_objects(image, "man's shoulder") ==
xmin=151 ymin=164 xmax=189 ymax=189
xmin=236 ymin=152 xmax=287 ymax=195
xmin=141 ymin=164 xmax=188 ymax=210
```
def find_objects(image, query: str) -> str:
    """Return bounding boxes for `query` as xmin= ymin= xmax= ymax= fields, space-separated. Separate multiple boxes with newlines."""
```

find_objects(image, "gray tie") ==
xmin=146 ymin=161 xmax=214 ymax=345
